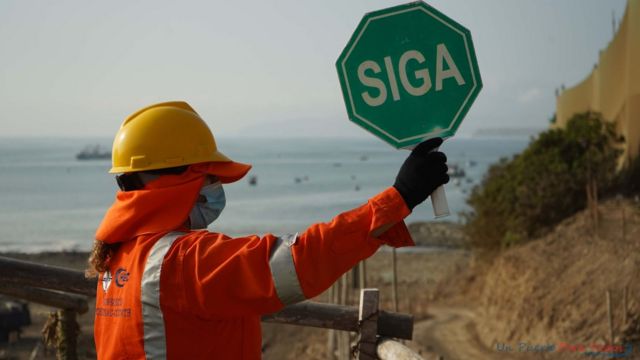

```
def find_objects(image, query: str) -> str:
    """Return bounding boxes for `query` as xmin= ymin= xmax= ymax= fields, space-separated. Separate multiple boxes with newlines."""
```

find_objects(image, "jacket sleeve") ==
xmin=292 ymin=186 xmax=413 ymax=299
xmin=179 ymin=186 xmax=413 ymax=318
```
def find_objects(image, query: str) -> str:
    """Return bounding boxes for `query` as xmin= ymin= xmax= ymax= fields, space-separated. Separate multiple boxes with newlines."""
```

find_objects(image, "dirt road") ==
xmin=413 ymin=306 xmax=540 ymax=360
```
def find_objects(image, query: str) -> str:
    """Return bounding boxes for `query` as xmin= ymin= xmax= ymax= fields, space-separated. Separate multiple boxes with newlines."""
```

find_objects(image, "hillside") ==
xmin=435 ymin=199 xmax=640 ymax=359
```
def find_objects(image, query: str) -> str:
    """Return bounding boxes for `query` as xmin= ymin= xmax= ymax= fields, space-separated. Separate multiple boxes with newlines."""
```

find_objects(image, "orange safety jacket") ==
xmin=93 ymin=165 xmax=413 ymax=360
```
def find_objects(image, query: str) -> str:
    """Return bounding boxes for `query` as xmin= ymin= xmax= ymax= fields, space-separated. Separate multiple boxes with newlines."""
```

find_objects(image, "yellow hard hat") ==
xmin=110 ymin=101 xmax=235 ymax=174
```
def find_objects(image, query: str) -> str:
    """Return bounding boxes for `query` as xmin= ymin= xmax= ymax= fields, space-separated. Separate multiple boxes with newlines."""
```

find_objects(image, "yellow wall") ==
xmin=555 ymin=0 xmax=640 ymax=164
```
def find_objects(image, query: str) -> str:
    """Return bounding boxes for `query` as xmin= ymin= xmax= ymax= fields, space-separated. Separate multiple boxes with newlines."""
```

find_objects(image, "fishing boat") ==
xmin=448 ymin=163 xmax=466 ymax=178
xmin=76 ymin=145 xmax=111 ymax=160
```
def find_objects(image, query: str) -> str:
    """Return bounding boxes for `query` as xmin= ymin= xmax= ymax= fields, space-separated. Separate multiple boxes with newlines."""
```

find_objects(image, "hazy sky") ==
xmin=0 ymin=0 xmax=627 ymax=138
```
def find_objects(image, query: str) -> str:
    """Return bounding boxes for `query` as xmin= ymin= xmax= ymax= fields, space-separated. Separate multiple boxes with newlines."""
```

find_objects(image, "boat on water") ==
xmin=76 ymin=145 xmax=111 ymax=160
xmin=448 ymin=163 xmax=466 ymax=178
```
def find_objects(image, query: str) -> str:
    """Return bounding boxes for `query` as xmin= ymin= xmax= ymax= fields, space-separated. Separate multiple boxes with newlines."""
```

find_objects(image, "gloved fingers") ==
xmin=440 ymin=173 xmax=450 ymax=185
xmin=434 ymin=162 xmax=449 ymax=175
xmin=417 ymin=153 xmax=447 ymax=170
xmin=411 ymin=138 xmax=443 ymax=156
xmin=418 ymin=163 xmax=448 ymax=180
xmin=427 ymin=172 xmax=450 ymax=186
xmin=413 ymin=152 xmax=447 ymax=170
xmin=423 ymin=151 xmax=447 ymax=163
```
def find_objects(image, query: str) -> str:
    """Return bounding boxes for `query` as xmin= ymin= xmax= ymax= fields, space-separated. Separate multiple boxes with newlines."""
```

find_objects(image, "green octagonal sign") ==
xmin=337 ymin=1 xmax=482 ymax=149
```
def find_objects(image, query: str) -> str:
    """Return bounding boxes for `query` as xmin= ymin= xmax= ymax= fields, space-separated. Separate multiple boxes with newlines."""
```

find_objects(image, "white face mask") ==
xmin=188 ymin=181 xmax=226 ymax=229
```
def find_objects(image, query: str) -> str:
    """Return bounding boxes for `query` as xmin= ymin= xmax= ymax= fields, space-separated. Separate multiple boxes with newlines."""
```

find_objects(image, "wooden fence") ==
xmin=0 ymin=256 xmax=421 ymax=359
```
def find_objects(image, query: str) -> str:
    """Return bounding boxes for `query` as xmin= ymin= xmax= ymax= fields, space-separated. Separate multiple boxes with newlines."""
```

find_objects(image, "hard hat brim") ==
xmin=193 ymin=160 xmax=252 ymax=184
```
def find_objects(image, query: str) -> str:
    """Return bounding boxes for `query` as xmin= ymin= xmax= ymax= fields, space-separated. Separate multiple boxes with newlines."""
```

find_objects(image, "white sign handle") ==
xmin=430 ymin=145 xmax=449 ymax=218
xmin=431 ymin=185 xmax=449 ymax=218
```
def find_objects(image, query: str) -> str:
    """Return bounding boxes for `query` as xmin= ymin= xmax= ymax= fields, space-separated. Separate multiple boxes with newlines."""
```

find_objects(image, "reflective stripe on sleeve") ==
xmin=269 ymin=233 xmax=306 ymax=305
xmin=141 ymin=232 xmax=183 ymax=360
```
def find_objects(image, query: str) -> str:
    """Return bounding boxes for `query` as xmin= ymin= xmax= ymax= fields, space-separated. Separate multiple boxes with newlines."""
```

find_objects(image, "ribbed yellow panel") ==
xmin=555 ymin=0 xmax=640 ymax=164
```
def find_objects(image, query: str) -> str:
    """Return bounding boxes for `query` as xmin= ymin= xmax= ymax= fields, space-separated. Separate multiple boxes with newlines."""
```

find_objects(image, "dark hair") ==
xmin=86 ymin=241 xmax=121 ymax=278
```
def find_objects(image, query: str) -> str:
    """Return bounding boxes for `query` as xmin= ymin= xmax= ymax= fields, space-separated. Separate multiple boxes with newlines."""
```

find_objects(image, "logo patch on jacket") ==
xmin=115 ymin=268 xmax=130 ymax=287
xmin=102 ymin=268 xmax=130 ymax=292
xmin=102 ymin=271 xmax=112 ymax=292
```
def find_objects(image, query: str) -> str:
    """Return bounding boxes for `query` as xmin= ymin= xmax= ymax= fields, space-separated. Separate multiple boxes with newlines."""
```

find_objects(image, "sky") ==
xmin=0 ymin=0 xmax=628 ymax=138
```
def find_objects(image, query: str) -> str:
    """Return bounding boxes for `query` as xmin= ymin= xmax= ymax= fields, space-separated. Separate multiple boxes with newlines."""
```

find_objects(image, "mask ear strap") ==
xmin=115 ymin=173 xmax=145 ymax=191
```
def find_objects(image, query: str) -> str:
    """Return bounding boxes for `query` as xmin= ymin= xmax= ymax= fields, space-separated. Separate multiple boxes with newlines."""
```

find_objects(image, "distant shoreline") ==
xmin=0 ymin=221 xmax=468 ymax=257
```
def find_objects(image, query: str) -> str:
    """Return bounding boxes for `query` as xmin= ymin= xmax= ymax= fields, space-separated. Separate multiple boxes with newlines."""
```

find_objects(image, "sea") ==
xmin=0 ymin=136 xmax=528 ymax=252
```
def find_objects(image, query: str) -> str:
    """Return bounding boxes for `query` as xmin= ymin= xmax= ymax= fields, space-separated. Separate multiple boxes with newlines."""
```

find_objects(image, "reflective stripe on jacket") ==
xmin=94 ymin=186 xmax=412 ymax=359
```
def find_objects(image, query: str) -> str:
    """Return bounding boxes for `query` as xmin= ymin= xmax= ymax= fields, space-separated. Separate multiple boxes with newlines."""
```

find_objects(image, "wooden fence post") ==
xmin=58 ymin=310 xmax=79 ymax=360
xmin=392 ymin=249 xmax=399 ymax=313
xmin=42 ymin=310 xmax=79 ymax=360
xmin=622 ymin=286 xmax=628 ymax=327
xmin=352 ymin=264 xmax=360 ymax=289
xmin=341 ymin=274 xmax=350 ymax=359
xmin=593 ymin=179 xmax=599 ymax=233
xmin=606 ymin=290 xmax=614 ymax=344
xmin=621 ymin=205 xmax=626 ymax=242
xmin=358 ymin=289 xmax=379 ymax=360
xmin=360 ymin=260 xmax=367 ymax=289
xmin=328 ymin=283 xmax=337 ymax=359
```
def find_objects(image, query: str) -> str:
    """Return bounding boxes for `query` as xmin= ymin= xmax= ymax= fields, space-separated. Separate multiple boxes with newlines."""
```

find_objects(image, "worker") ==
xmin=87 ymin=101 xmax=449 ymax=359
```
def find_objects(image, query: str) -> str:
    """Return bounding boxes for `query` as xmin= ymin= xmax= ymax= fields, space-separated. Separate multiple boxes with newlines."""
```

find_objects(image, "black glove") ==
xmin=393 ymin=138 xmax=449 ymax=210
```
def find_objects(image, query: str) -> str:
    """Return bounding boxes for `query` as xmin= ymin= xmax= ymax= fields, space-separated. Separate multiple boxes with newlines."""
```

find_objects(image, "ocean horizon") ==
xmin=0 ymin=136 xmax=528 ymax=252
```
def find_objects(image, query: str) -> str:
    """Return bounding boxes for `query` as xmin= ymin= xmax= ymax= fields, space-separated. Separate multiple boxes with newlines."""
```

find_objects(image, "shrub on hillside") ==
xmin=464 ymin=112 xmax=623 ymax=249
xmin=616 ymin=154 xmax=640 ymax=196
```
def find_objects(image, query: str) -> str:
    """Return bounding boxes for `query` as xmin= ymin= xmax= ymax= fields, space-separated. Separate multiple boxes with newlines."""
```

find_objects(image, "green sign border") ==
xmin=336 ymin=1 xmax=483 ymax=148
